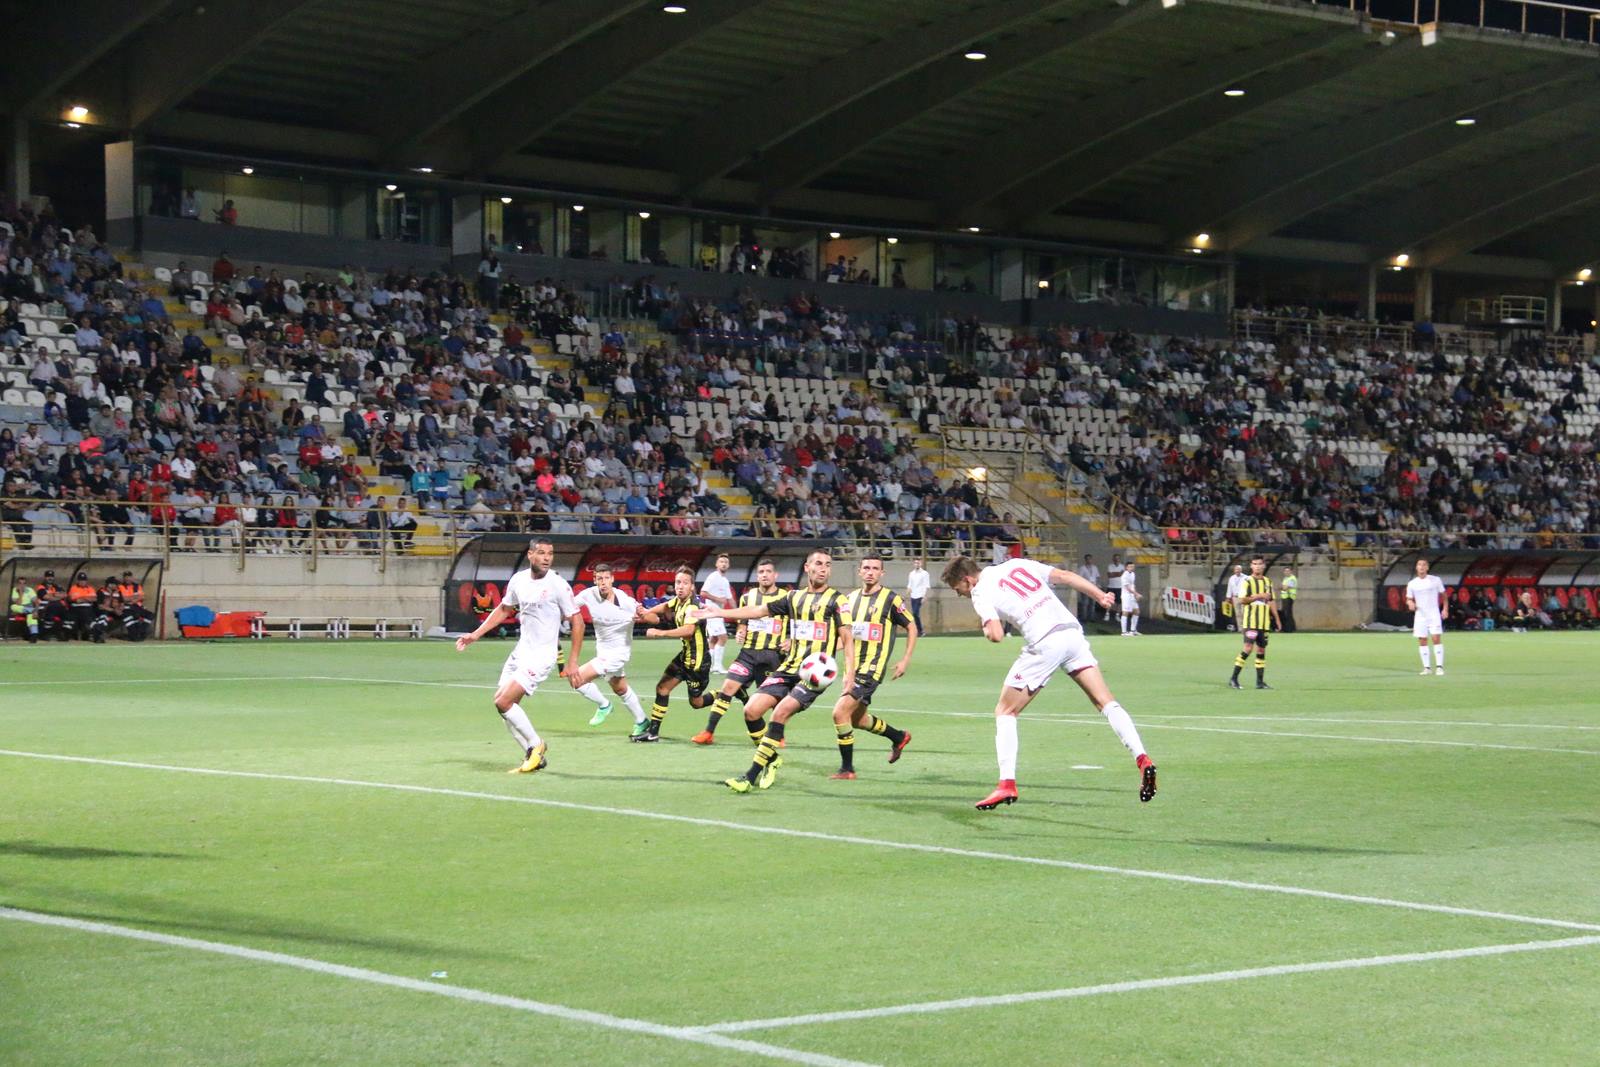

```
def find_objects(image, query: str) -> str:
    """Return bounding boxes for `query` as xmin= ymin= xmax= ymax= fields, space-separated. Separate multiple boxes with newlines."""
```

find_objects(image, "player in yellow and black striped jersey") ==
xmin=828 ymin=555 xmax=917 ymax=779
xmin=691 ymin=557 xmax=788 ymax=745
xmin=1229 ymin=555 xmax=1283 ymax=691
xmin=634 ymin=566 xmax=714 ymax=740
xmin=693 ymin=548 xmax=857 ymax=793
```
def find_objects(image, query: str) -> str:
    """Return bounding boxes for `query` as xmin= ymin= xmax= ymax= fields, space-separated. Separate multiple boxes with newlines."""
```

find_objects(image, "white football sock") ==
xmin=620 ymin=686 xmax=646 ymax=724
xmin=1120 ymin=613 xmax=1129 ymax=634
xmin=1433 ymin=644 xmax=1443 ymax=668
xmin=1129 ymin=611 xmax=1140 ymax=633
xmin=1101 ymin=701 xmax=1147 ymax=759
xmin=995 ymin=714 xmax=1018 ymax=781
xmin=504 ymin=703 xmax=541 ymax=749
xmin=501 ymin=711 xmax=528 ymax=750
xmin=577 ymin=681 xmax=608 ymax=707
xmin=711 ymin=645 xmax=725 ymax=672
xmin=1419 ymin=645 xmax=1432 ymax=669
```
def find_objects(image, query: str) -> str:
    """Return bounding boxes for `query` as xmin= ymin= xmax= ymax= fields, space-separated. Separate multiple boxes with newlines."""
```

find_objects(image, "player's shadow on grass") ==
xmin=0 ymin=840 xmax=201 ymax=862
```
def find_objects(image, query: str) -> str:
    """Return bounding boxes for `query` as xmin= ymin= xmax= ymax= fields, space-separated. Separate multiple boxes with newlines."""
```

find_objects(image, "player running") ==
xmin=455 ymin=538 xmax=583 ymax=774
xmin=829 ymin=554 xmax=915 ymax=780
xmin=1406 ymin=557 xmax=1448 ymax=676
xmin=569 ymin=562 xmax=651 ymax=737
xmin=942 ymin=555 xmax=1156 ymax=810
xmin=701 ymin=553 xmax=735 ymax=674
xmin=694 ymin=548 xmax=856 ymax=794
xmin=1228 ymin=554 xmax=1281 ymax=690
xmin=692 ymin=557 xmax=787 ymax=745
xmin=632 ymin=566 xmax=716 ymax=741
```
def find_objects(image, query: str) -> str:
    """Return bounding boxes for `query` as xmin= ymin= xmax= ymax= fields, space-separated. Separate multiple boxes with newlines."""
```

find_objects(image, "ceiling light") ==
xmin=384 ymin=183 xmax=397 ymax=192
xmin=67 ymin=105 xmax=89 ymax=122
xmin=1592 ymin=319 xmax=1598 ymax=328
xmin=1190 ymin=247 xmax=1205 ymax=254
xmin=414 ymin=166 xmax=433 ymax=174
xmin=662 ymin=3 xmax=687 ymax=11
xmin=638 ymin=211 xmax=651 ymax=219
xmin=500 ymin=196 xmax=512 ymax=204
xmin=828 ymin=231 xmax=841 ymax=239
xmin=1393 ymin=253 xmax=1410 ymax=267
xmin=63 ymin=122 xmax=81 ymax=129
xmin=1455 ymin=117 xmax=1477 ymax=126
xmin=1391 ymin=265 xmax=1404 ymax=272
xmin=572 ymin=204 xmax=584 ymax=212
xmin=1580 ymin=268 xmax=1592 ymax=280
xmin=885 ymin=236 xmax=898 ymax=244
xmin=963 ymin=51 xmax=988 ymax=61
xmin=1037 ymin=279 xmax=1050 ymax=289
xmin=241 ymin=166 xmax=254 ymax=175
xmin=1222 ymin=87 xmax=1245 ymax=97
xmin=1193 ymin=232 xmax=1211 ymax=247
xmin=966 ymin=226 xmax=981 ymax=233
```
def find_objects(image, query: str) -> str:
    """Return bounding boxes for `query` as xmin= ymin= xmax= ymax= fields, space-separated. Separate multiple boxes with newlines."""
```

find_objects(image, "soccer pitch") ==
xmin=4 ymin=633 xmax=1598 ymax=1065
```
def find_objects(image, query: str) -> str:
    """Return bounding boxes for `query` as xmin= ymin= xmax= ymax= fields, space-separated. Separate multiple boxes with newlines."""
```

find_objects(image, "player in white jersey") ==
xmin=1405 ymin=557 xmax=1448 ymax=676
xmin=701 ymin=553 xmax=735 ymax=674
xmin=570 ymin=563 xmax=651 ymax=737
xmin=1118 ymin=561 xmax=1141 ymax=635
xmin=455 ymin=538 xmax=583 ymax=774
xmin=943 ymin=555 xmax=1157 ymax=810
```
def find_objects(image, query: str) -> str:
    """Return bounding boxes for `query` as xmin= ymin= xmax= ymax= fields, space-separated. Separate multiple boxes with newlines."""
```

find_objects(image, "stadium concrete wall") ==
xmin=1157 ymin=565 xmax=1377 ymax=631
xmin=162 ymin=555 xmax=450 ymax=631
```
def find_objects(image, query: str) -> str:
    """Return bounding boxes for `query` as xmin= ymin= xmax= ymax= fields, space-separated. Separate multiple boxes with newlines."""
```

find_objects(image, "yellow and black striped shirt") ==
xmin=844 ymin=587 xmax=914 ymax=682
xmin=768 ymin=587 xmax=851 ymax=672
xmin=666 ymin=595 xmax=709 ymax=669
xmin=1239 ymin=575 xmax=1274 ymax=631
xmin=737 ymin=586 xmax=788 ymax=653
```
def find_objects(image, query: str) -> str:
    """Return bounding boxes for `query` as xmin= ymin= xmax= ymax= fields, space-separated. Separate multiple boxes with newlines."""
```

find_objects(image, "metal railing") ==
xmin=1322 ymin=0 xmax=1600 ymax=44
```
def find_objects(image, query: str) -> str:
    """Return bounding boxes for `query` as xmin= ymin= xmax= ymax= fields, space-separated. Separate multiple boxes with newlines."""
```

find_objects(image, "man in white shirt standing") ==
xmin=943 ymin=555 xmax=1157 ymax=811
xmin=905 ymin=557 xmax=930 ymax=633
xmin=456 ymin=538 xmax=584 ymax=773
xmin=1405 ymin=558 xmax=1448 ymax=676
xmin=569 ymin=563 xmax=650 ymax=738
xmin=701 ymin=553 xmax=735 ymax=674
xmin=1075 ymin=554 xmax=1101 ymax=622
xmin=1225 ymin=563 xmax=1246 ymax=632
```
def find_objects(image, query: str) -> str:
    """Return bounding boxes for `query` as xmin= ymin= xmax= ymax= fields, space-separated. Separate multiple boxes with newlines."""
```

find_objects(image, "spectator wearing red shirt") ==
xmin=212 ymin=252 xmax=235 ymax=285
xmin=298 ymin=440 xmax=322 ymax=469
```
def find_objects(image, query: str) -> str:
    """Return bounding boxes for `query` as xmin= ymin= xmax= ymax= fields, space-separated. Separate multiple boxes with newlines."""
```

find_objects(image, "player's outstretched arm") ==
xmin=693 ymin=602 xmax=770 ymax=622
xmin=456 ymin=602 xmax=513 ymax=651
xmin=1050 ymin=567 xmax=1116 ymax=609
xmin=645 ymin=622 xmax=699 ymax=639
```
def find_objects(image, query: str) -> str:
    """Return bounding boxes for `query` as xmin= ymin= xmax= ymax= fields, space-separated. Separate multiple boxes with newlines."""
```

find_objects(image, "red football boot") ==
xmin=975 ymin=779 xmax=1018 ymax=810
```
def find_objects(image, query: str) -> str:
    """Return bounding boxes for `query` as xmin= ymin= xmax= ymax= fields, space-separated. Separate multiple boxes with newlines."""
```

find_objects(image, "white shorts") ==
xmin=705 ymin=617 xmax=728 ymax=638
xmin=499 ymin=649 xmax=557 ymax=695
xmin=583 ymin=652 xmax=630 ymax=679
xmin=1121 ymin=592 xmax=1139 ymax=612
xmin=1003 ymin=627 xmax=1098 ymax=693
xmin=1413 ymin=617 xmax=1443 ymax=638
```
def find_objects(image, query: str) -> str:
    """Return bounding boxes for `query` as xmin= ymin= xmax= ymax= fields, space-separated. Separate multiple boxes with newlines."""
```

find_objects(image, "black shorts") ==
xmin=727 ymin=648 xmax=783 ymax=696
xmin=666 ymin=654 xmax=711 ymax=699
xmin=1242 ymin=629 xmax=1270 ymax=647
xmin=756 ymin=669 xmax=822 ymax=711
xmin=846 ymin=676 xmax=882 ymax=706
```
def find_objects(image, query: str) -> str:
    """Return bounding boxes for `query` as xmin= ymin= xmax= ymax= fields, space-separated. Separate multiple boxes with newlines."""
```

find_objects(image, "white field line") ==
xmin=688 ymin=934 xmax=1600 ymax=1034
xmin=4 ymin=748 xmax=1598 ymax=936
xmin=1130 ymin=714 xmax=1600 ymax=733
xmin=0 ymin=907 xmax=877 ymax=1067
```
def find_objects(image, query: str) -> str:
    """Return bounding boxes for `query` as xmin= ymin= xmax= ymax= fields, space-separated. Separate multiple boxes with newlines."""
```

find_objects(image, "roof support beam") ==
xmin=4 ymin=0 xmax=172 ymax=116
xmin=1175 ymin=65 xmax=1591 ymax=250
xmin=1005 ymin=37 xmax=1386 ymax=232
xmin=465 ymin=0 xmax=763 ymax=175
xmin=656 ymin=0 xmax=1070 ymax=197
xmin=125 ymin=0 xmax=321 ymax=131
xmin=1418 ymin=172 xmax=1600 ymax=269
xmin=359 ymin=0 xmax=652 ymax=159
xmin=926 ymin=23 xmax=1349 ymax=223
xmin=755 ymin=0 xmax=1159 ymax=202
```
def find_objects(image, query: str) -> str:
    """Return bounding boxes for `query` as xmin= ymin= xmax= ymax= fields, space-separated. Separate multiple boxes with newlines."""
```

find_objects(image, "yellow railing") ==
xmin=1325 ymin=0 xmax=1600 ymax=44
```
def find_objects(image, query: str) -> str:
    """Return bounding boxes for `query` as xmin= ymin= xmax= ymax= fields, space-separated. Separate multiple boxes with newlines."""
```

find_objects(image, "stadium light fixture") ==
xmin=63 ymin=122 xmax=81 ymax=129
xmin=966 ymin=226 xmax=981 ymax=232
xmin=638 ymin=211 xmax=651 ymax=219
xmin=1393 ymin=253 xmax=1410 ymax=267
xmin=1037 ymin=279 xmax=1050 ymax=289
xmin=572 ymin=204 xmax=585 ymax=212
xmin=67 ymin=105 xmax=89 ymax=122
xmin=662 ymin=4 xmax=687 ymax=12
xmin=970 ymin=467 xmax=988 ymax=481
xmin=500 ymin=196 xmax=512 ymax=204
xmin=241 ymin=166 xmax=254 ymax=175
xmin=413 ymin=166 xmax=433 ymax=174
xmin=1455 ymin=117 xmax=1477 ymax=126
xmin=886 ymin=236 xmax=898 ymax=244
xmin=1580 ymin=268 xmax=1592 ymax=280
xmin=827 ymin=231 xmax=841 ymax=239
xmin=1222 ymin=87 xmax=1245 ymax=97
xmin=1592 ymin=319 xmax=1598 ymax=328
xmin=964 ymin=51 xmax=988 ymax=61
xmin=1161 ymin=0 xmax=1182 ymax=8
xmin=384 ymin=184 xmax=398 ymax=192
xmin=1193 ymin=232 xmax=1211 ymax=247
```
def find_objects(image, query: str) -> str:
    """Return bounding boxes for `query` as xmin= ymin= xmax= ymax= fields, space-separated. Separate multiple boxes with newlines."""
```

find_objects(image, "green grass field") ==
xmin=3 ymin=631 xmax=1599 ymax=1065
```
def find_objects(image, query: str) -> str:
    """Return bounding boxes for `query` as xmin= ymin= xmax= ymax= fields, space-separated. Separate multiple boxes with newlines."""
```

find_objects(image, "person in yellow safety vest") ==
xmin=1279 ymin=564 xmax=1298 ymax=633
xmin=67 ymin=571 xmax=98 ymax=641
xmin=9 ymin=577 xmax=38 ymax=643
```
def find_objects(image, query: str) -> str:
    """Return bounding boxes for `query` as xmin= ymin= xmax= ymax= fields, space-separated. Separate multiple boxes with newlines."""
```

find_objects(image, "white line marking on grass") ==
xmin=0 ymin=907 xmax=877 ymax=1067
xmin=688 ymin=935 xmax=1600 ymax=1034
xmin=1129 ymin=714 xmax=1600 ymax=734
xmin=4 ymin=749 xmax=1598 ymax=935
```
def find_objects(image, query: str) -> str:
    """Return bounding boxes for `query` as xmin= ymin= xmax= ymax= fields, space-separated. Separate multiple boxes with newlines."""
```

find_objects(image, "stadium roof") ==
xmin=15 ymin=0 xmax=1600 ymax=271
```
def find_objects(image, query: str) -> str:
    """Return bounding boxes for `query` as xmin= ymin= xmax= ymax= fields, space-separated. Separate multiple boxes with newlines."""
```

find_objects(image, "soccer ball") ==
xmin=798 ymin=651 xmax=839 ymax=690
